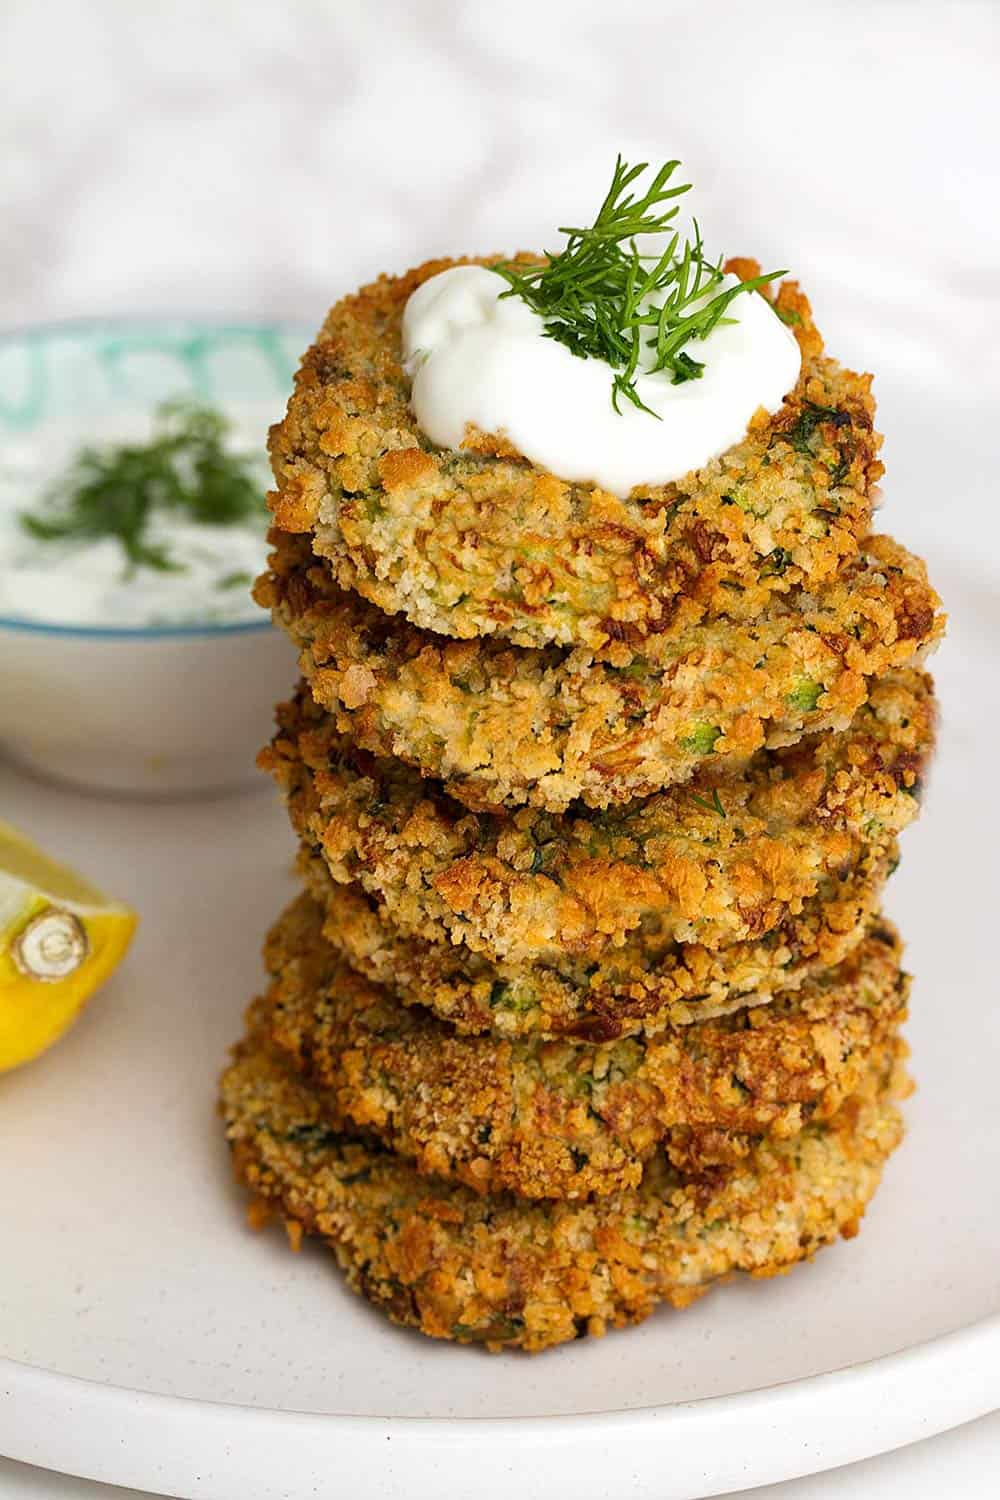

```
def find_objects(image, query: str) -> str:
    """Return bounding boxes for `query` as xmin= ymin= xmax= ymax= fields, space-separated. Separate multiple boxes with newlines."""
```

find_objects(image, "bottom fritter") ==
xmin=220 ymin=1036 xmax=909 ymax=1353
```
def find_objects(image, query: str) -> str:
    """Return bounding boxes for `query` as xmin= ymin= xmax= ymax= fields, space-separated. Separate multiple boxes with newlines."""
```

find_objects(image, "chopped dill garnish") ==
xmin=690 ymin=788 xmax=727 ymax=819
xmin=216 ymin=570 xmax=254 ymax=591
xmin=493 ymin=156 xmax=785 ymax=415
xmin=20 ymin=399 xmax=267 ymax=572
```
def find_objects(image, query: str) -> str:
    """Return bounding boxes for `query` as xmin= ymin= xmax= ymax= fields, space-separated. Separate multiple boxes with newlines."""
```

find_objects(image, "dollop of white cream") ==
xmin=402 ymin=264 xmax=801 ymax=496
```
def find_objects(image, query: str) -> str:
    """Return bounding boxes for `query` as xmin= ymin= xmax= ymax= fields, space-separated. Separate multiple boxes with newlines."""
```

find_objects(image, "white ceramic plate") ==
xmin=0 ymin=551 xmax=997 ymax=1500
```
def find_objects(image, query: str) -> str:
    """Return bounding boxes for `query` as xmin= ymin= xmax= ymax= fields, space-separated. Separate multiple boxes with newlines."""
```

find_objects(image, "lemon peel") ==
xmin=0 ymin=821 xmax=136 ymax=1072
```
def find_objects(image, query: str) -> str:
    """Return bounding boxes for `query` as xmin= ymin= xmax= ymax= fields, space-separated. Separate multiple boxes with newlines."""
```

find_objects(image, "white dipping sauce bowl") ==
xmin=0 ymin=616 xmax=296 ymax=796
xmin=0 ymin=316 xmax=311 ymax=795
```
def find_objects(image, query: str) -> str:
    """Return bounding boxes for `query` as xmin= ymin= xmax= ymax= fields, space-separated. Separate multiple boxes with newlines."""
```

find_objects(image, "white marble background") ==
xmin=1 ymin=0 xmax=996 ymax=349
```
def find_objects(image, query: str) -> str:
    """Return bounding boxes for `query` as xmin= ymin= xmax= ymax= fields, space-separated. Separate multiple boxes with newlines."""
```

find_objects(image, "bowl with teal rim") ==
xmin=0 ymin=317 xmax=311 ymax=795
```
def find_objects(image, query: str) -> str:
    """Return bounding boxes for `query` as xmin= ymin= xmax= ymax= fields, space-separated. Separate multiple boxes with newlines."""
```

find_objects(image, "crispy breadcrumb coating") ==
xmin=255 ymin=531 xmax=942 ymax=812
xmin=263 ymin=669 xmax=934 ymax=964
xmin=221 ymin=1033 xmax=908 ymax=1352
xmin=253 ymin=893 xmax=908 ymax=1200
xmin=267 ymin=259 xmax=883 ymax=651
xmin=297 ymin=840 xmax=896 ymax=1041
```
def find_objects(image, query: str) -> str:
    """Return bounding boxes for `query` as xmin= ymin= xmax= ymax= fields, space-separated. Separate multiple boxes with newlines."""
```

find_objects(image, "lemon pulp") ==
xmin=0 ymin=821 xmax=137 ymax=1072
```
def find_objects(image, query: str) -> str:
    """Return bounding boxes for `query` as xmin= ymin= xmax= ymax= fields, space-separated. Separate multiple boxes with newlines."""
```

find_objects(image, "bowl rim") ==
xmin=0 ymin=310 xmax=316 ymax=639
xmin=0 ymin=614 xmax=275 ymax=640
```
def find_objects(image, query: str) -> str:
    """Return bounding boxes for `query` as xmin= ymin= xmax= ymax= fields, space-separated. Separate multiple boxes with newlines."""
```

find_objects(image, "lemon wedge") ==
xmin=0 ymin=821 xmax=137 ymax=1073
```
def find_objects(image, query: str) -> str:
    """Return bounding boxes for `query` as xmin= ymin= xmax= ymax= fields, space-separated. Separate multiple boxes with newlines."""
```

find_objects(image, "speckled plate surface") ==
xmin=0 ymin=536 xmax=997 ymax=1498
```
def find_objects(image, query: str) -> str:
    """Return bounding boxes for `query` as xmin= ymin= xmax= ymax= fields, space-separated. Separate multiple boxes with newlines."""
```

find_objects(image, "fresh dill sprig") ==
xmin=689 ymin=788 xmax=727 ymax=819
xmin=20 ymin=399 xmax=267 ymax=572
xmin=492 ymin=156 xmax=785 ymax=415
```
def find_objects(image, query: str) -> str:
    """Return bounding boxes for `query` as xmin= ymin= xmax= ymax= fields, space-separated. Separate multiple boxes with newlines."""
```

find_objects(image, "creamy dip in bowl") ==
xmin=0 ymin=318 xmax=309 ymax=795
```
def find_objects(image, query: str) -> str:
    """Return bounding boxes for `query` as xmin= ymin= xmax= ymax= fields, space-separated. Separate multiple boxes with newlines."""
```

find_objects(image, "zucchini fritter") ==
xmin=298 ymin=839 xmax=896 ymax=1041
xmin=254 ymin=893 xmax=908 ymax=1200
xmin=264 ymin=669 xmax=934 ymax=965
xmin=221 ymin=1034 xmax=908 ymax=1353
xmin=267 ymin=259 xmax=883 ymax=651
xmin=256 ymin=532 xmax=942 ymax=812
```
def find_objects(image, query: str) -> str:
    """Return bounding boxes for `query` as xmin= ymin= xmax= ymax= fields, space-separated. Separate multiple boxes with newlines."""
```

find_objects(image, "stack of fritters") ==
xmin=221 ymin=260 xmax=944 ymax=1352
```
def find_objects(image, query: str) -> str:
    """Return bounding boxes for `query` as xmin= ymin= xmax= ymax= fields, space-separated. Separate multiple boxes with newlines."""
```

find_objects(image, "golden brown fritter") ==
xmin=221 ymin=1032 xmax=908 ymax=1352
xmin=253 ymin=892 xmax=908 ymax=1200
xmin=263 ymin=669 xmax=934 ymax=965
xmin=266 ymin=258 xmax=884 ymax=650
xmin=297 ymin=839 xmax=896 ymax=1041
xmin=256 ymin=531 xmax=942 ymax=812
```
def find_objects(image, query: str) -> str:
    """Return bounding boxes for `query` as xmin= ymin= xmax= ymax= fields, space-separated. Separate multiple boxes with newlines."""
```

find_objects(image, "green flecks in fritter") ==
xmin=786 ymin=402 xmax=850 ymax=457
xmin=679 ymin=723 xmax=722 ymax=756
xmin=786 ymin=677 xmax=822 ymax=713
xmin=761 ymin=545 xmax=792 ymax=577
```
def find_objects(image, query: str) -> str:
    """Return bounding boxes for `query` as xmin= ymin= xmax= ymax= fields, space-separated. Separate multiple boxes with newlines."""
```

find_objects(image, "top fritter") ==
xmin=268 ymin=160 xmax=883 ymax=651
